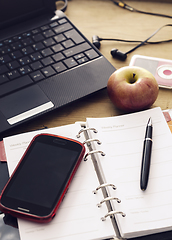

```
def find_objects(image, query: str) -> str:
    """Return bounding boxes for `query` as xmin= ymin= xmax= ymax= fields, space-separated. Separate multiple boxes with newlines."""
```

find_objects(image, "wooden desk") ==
xmin=5 ymin=0 xmax=172 ymax=137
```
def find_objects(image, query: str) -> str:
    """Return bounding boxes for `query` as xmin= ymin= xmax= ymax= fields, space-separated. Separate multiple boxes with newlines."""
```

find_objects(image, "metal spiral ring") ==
xmin=97 ymin=196 xmax=121 ymax=207
xmin=84 ymin=150 xmax=105 ymax=161
xmin=76 ymin=127 xmax=98 ymax=138
xmin=101 ymin=211 xmax=126 ymax=221
xmin=83 ymin=138 xmax=101 ymax=146
xmin=93 ymin=183 xmax=116 ymax=194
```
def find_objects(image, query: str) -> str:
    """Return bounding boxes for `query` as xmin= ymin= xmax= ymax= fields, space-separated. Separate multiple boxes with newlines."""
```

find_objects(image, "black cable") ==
xmin=56 ymin=0 xmax=68 ymax=12
xmin=111 ymin=0 xmax=172 ymax=19
xmin=98 ymin=37 xmax=172 ymax=45
xmin=126 ymin=24 xmax=172 ymax=54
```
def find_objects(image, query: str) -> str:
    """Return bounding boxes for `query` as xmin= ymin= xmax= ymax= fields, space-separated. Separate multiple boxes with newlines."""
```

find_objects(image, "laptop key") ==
xmin=53 ymin=62 xmax=67 ymax=73
xmin=77 ymin=56 xmax=88 ymax=64
xmin=19 ymin=56 xmax=31 ymax=65
xmin=63 ymin=57 xmax=78 ymax=68
xmin=32 ymin=33 xmax=44 ymax=42
xmin=7 ymin=70 xmax=20 ymax=80
xmin=11 ymin=50 xmax=23 ymax=59
xmin=63 ymin=42 xmax=91 ymax=58
xmin=32 ymin=29 xmax=40 ymax=35
xmin=85 ymin=49 xmax=99 ymax=59
xmin=30 ymin=61 xmax=43 ymax=71
xmin=0 ymin=45 xmax=11 ymax=54
xmin=19 ymin=66 xmax=32 ymax=75
xmin=49 ymin=21 xmax=58 ymax=28
xmin=10 ymin=42 xmax=22 ymax=50
xmin=53 ymin=23 xmax=72 ymax=34
xmin=62 ymin=40 xmax=75 ymax=49
xmin=64 ymin=29 xmax=84 ymax=44
xmin=58 ymin=18 xmax=67 ymax=24
xmin=51 ymin=43 xmax=64 ymax=53
xmin=22 ymin=32 xmax=31 ymax=38
xmin=7 ymin=60 xmax=20 ymax=70
xmin=74 ymin=53 xmax=84 ymax=60
xmin=0 ymin=75 xmax=33 ymax=96
xmin=41 ymin=57 xmax=54 ymax=66
xmin=32 ymin=42 xmax=44 ymax=51
xmin=30 ymin=52 xmax=42 ymax=61
xmin=0 ymin=74 xmax=8 ymax=84
xmin=43 ymin=29 xmax=55 ymax=38
xmin=41 ymin=25 xmax=50 ymax=31
xmin=21 ymin=46 xmax=33 ymax=55
xmin=21 ymin=37 xmax=34 ymax=46
xmin=30 ymin=71 xmax=45 ymax=81
xmin=41 ymin=48 xmax=53 ymax=57
xmin=54 ymin=34 xmax=66 ymax=43
xmin=41 ymin=66 xmax=56 ymax=77
xmin=4 ymin=39 xmax=13 ymax=44
xmin=52 ymin=52 xmax=65 ymax=62
xmin=43 ymin=38 xmax=56 ymax=47
xmin=13 ymin=35 xmax=22 ymax=41
xmin=0 ymin=54 xmax=11 ymax=64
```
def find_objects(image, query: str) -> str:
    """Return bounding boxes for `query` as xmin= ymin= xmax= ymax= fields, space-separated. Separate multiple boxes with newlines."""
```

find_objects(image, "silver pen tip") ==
xmin=147 ymin=117 xmax=152 ymax=126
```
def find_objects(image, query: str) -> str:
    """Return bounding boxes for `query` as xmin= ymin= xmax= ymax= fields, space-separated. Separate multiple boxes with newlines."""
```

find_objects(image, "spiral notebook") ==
xmin=3 ymin=107 xmax=172 ymax=240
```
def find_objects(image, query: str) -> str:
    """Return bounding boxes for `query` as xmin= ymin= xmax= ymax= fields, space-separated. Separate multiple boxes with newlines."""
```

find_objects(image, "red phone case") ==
xmin=0 ymin=133 xmax=85 ymax=223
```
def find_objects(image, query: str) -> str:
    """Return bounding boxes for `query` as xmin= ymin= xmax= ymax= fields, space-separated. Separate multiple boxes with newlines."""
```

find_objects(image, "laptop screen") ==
xmin=0 ymin=0 xmax=53 ymax=29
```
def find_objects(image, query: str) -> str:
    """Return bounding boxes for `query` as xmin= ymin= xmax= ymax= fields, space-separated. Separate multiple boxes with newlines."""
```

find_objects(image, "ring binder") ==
xmin=97 ymin=196 xmax=121 ymax=207
xmin=83 ymin=138 xmax=102 ymax=146
xmin=101 ymin=211 xmax=126 ymax=221
xmin=93 ymin=183 xmax=116 ymax=194
xmin=76 ymin=127 xmax=98 ymax=138
xmin=84 ymin=150 xmax=105 ymax=161
xmin=4 ymin=108 xmax=172 ymax=240
xmin=77 ymin=124 xmax=126 ymax=238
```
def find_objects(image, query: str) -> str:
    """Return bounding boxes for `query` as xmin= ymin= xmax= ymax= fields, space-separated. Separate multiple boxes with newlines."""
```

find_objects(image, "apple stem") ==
xmin=129 ymin=73 xmax=136 ymax=84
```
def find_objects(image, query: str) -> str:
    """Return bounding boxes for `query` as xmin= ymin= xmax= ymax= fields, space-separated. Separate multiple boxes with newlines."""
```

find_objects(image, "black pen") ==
xmin=140 ymin=117 xmax=153 ymax=191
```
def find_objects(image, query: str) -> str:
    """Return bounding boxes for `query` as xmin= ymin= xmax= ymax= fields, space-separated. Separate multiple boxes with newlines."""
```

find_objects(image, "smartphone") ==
xmin=0 ymin=133 xmax=85 ymax=223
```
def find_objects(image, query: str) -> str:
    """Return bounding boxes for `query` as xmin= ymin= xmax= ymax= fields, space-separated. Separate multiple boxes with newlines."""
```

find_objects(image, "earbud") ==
xmin=92 ymin=35 xmax=128 ymax=60
xmin=110 ymin=49 xmax=127 ymax=61
xmin=92 ymin=35 xmax=101 ymax=49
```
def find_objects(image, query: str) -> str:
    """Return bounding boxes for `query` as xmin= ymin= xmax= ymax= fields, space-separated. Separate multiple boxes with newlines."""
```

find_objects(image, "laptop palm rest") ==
xmin=0 ymin=85 xmax=54 ymax=125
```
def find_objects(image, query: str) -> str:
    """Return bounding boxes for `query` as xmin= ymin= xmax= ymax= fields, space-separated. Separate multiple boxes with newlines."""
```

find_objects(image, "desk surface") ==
xmin=1 ymin=2 xmax=172 ymax=239
xmin=6 ymin=0 xmax=172 ymax=136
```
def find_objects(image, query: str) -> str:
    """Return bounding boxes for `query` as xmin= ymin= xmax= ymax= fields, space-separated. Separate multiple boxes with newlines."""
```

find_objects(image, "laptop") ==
xmin=0 ymin=0 xmax=116 ymax=135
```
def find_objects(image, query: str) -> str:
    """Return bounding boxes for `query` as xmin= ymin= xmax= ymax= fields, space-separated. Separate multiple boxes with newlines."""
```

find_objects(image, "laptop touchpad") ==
xmin=0 ymin=85 xmax=54 ymax=125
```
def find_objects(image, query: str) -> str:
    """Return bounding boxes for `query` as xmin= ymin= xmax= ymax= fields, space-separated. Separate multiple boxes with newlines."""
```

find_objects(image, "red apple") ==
xmin=107 ymin=66 xmax=159 ymax=112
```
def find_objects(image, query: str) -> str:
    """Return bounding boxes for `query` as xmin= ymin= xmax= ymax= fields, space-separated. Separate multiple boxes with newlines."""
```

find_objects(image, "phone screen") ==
xmin=0 ymin=134 xmax=84 ymax=218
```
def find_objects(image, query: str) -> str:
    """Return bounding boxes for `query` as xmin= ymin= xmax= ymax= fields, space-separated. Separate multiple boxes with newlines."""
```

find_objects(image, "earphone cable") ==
xmin=98 ymin=37 xmax=172 ymax=45
xmin=111 ymin=0 xmax=172 ymax=19
xmin=56 ymin=0 xmax=68 ymax=12
xmin=126 ymin=24 xmax=172 ymax=54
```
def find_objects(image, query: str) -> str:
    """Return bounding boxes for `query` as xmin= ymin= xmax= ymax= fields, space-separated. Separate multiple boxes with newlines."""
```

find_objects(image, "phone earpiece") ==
xmin=110 ymin=48 xmax=127 ymax=61
xmin=92 ymin=35 xmax=101 ymax=49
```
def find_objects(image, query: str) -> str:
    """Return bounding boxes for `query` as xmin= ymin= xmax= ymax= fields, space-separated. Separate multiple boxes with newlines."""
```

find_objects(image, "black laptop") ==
xmin=0 ymin=0 xmax=115 ymax=135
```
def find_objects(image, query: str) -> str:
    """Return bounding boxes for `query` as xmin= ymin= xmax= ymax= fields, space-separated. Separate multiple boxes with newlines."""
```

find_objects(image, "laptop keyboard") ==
xmin=0 ymin=17 xmax=100 ymax=97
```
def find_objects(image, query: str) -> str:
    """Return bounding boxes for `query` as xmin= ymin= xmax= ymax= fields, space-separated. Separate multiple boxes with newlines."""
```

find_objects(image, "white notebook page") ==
xmin=86 ymin=107 xmax=172 ymax=239
xmin=4 ymin=123 xmax=115 ymax=240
